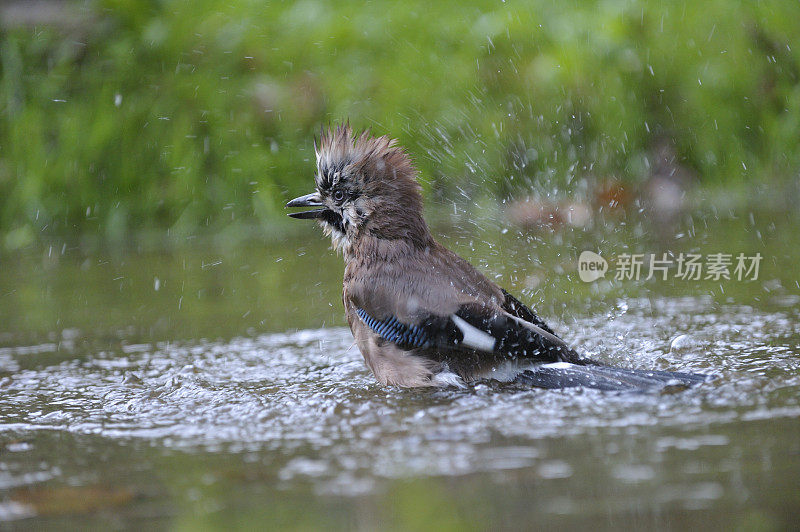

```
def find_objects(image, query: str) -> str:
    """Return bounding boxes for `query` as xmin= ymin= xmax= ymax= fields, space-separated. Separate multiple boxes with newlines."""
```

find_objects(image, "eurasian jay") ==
xmin=286 ymin=125 xmax=708 ymax=390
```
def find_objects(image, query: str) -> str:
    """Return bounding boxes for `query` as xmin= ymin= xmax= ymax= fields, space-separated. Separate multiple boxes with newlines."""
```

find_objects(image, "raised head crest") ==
xmin=287 ymin=124 xmax=431 ymax=253
xmin=314 ymin=124 xmax=416 ymax=192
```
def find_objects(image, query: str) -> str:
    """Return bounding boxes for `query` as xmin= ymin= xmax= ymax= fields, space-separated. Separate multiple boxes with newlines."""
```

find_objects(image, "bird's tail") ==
xmin=515 ymin=362 xmax=711 ymax=392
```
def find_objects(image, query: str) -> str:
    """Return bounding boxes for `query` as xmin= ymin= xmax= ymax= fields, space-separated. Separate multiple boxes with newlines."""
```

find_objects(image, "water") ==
xmin=1 ymin=210 xmax=799 ymax=529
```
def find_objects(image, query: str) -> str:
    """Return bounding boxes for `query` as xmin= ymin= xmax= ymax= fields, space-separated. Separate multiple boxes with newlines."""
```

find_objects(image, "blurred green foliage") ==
xmin=0 ymin=0 xmax=798 ymax=248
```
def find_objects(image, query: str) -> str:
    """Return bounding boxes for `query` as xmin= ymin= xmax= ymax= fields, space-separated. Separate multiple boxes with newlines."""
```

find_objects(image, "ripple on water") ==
xmin=0 ymin=298 xmax=799 ymax=496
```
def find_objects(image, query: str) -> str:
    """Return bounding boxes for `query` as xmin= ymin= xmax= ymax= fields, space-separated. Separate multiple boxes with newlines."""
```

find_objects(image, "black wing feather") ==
xmin=454 ymin=303 xmax=574 ymax=362
xmin=501 ymin=289 xmax=558 ymax=336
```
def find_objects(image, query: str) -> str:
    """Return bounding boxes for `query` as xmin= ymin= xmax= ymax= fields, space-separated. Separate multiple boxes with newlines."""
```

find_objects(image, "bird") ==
xmin=286 ymin=125 xmax=709 ymax=391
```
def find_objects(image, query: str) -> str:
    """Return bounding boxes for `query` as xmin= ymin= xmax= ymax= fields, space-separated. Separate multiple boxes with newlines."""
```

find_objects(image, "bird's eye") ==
xmin=332 ymin=189 xmax=345 ymax=202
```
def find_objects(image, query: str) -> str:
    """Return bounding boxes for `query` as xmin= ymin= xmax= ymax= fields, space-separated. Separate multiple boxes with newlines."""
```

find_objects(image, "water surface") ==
xmin=1 ymin=209 xmax=799 ymax=529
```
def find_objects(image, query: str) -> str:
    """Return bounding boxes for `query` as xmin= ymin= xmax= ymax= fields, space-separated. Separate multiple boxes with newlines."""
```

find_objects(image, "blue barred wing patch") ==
xmin=356 ymin=308 xmax=432 ymax=349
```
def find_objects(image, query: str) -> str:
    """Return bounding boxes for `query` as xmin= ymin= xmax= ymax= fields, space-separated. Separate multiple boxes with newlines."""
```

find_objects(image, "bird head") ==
xmin=286 ymin=125 xmax=431 ymax=254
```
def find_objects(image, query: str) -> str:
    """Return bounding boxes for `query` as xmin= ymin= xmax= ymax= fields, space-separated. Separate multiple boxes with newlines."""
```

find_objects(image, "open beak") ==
xmin=285 ymin=192 xmax=326 ymax=219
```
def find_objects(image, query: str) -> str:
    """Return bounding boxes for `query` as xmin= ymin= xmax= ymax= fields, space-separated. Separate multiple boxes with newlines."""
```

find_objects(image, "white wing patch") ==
xmin=451 ymin=315 xmax=496 ymax=351
xmin=541 ymin=362 xmax=574 ymax=370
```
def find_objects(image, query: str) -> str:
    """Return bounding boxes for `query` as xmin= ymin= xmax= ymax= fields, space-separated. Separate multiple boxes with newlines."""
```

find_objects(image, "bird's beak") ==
xmin=285 ymin=192 xmax=326 ymax=219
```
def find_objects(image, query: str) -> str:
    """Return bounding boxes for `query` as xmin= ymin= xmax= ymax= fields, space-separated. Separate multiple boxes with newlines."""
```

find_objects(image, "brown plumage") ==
xmin=286 ymin=125 xmax=710 ymax=390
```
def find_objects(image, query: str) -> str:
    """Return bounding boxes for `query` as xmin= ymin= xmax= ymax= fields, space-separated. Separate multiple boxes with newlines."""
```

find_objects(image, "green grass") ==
xmin=1 ymin=0 xmax=799 ymax=248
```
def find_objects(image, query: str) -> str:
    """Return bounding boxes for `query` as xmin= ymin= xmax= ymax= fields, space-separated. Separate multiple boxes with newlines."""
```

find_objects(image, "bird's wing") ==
xmin=500 ymin=289 xmax=559 ymax=336
xmin=498 ymin=289 xmax=588 ymax=363
xmin=354 ymin=301 xmax=576 ymax=363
